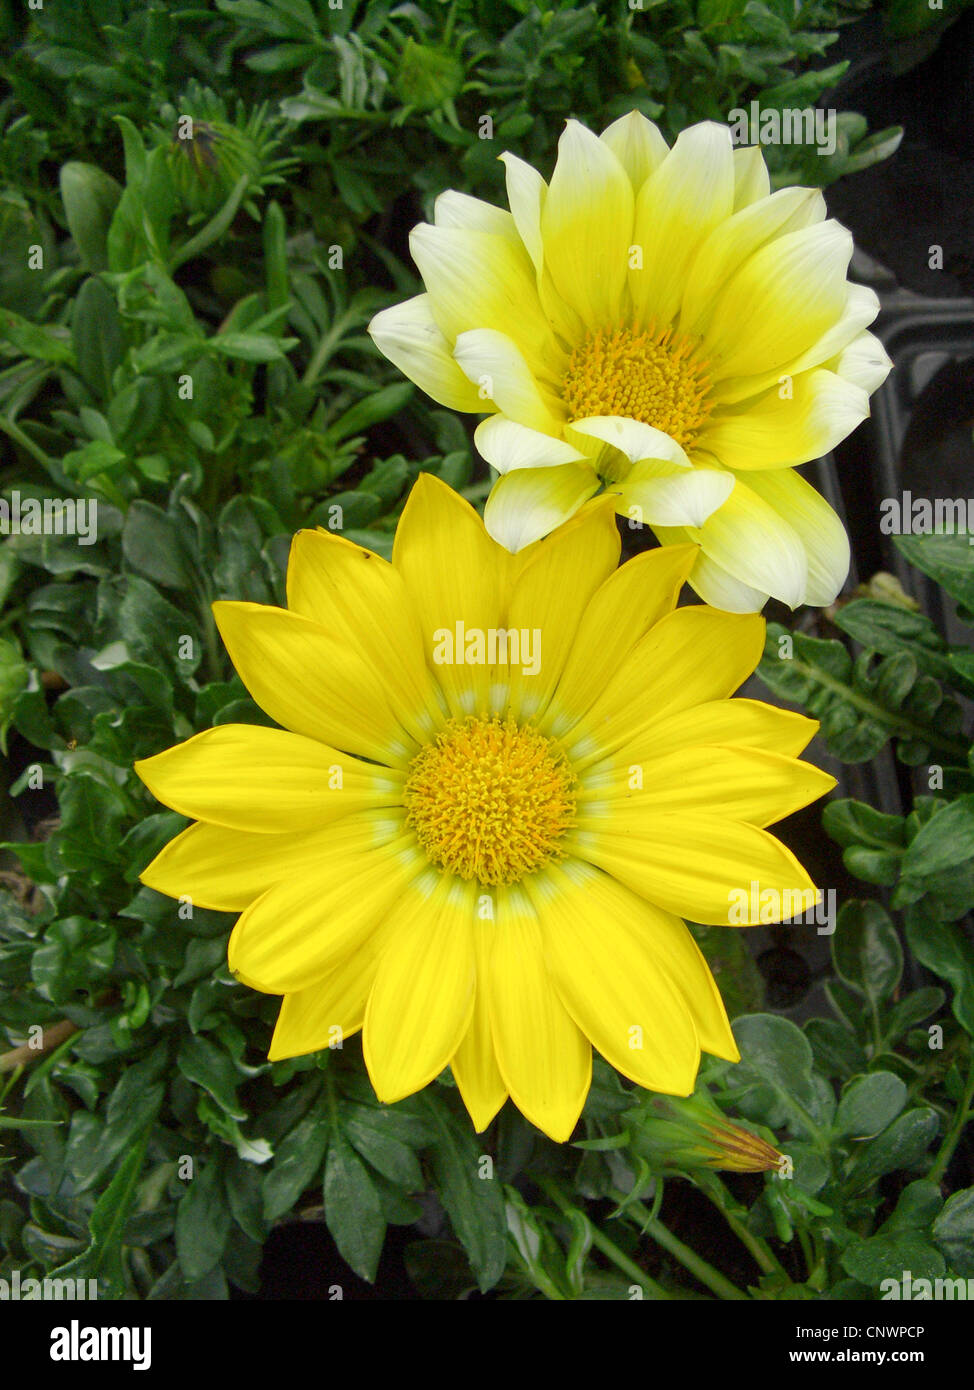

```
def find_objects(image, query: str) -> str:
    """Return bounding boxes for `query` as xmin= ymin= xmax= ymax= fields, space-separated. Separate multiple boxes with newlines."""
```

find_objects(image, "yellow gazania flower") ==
xmin=368 ymin=113 xmax=892 ymax=613
xmin=135 ymin=476 xmax=835 ymax=1142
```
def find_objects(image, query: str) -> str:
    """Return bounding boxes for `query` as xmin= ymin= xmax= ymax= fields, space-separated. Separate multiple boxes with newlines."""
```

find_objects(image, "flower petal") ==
xmin=505 ymin=495 xmax=620 ymax=721
xmin=488 ymin=885 xmax=591 ymax=1142
xmin=577 ymin=743 xmax=836 ymax=829
xmin=732 ymin=144 xmax=770 ymax=209
xmin=451 ymin=918 xmax=508 ymax=1132
xmin=691 ymin=476 xmax=809 ymax=609
xmin=528 ymin=863 xmax=705 ymax=1092
xmin=702 ymin=220 xmax=853 ymax=381
xmin=740 ymin=467 xmax=850 ymax=606
xmin=135 ymin=724 xmax=402 ymax=833
xmin=454 ymin=328 xmax=565 ymax=432
xmin=410 ymin=223 xmax=561 ymax=381
xmin=483 ymin=461 xmax=601 ymax=555
xmin=367 ymin=294 xmax=486 ymax=411
xmin=601 ymin=696 xmax=821 ymax=764
xmin=699 ymin=369 xmax=869 ymax=470
xmin=543 ymin=544 xmax=698 ymax=737
xmin=569 ymin=415 xmax=692 ymax=469
xmin=227 ymin=830 xmax=422 ymax=993
xmin=364 ymin=874 xmax=477 ymax=1104
xmin=599 ymin=110 xmax=669 ymax=193
xmin=565 ymin=605 xmax=765 ymax=761
xmin=540 ymin=120 xmax=635 ymax=332
xmin=832 ymin=330 xmax=893 ymax=394
xmin=572 ymin=813 xmax=820 ymax=925
xmin=212 ymin=600 xmax=415 ymax=764
xmin=433 ymin=189 xmax=519 ymax=240
xmin=611 ymin=459 xmax=735 ymax=528
xmin=630 ymin=121 xmax=736 ymax=327
xmin=268 ymin=930 xmax=393 ymax=1059
xmin=286 ymin=529 xmax=445 ymax=741
xmin=393 ymin=473 xmax=513 ymax=717
xmin=474 ymin=415 xmax=587 ymax=474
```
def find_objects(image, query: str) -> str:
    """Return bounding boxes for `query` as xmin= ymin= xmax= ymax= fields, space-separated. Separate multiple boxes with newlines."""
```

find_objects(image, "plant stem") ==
xmin=928 ymin=1046 xmax=974 ymax=1185
xmin=0 ymin=1019 xmax=78 ymax=1073
xmin=610 ymin=1191 xmax=748 ymax=1301
xmin=697 ymin=1172 xmax=787 ymax=1279
xmin=537 ymin=1177 xmax=668 ymax=1299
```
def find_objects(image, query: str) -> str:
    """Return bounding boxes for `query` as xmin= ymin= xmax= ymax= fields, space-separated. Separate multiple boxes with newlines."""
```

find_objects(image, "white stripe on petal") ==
xmin=474 ymin=415 xmax=586 ymax=473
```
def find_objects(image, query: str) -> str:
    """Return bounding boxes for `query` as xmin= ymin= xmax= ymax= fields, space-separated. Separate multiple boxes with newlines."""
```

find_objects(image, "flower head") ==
xmin=136 ymin=476 xmax=834 ymax=1141
xmin=368 ymin=113 xmax=892 ymax=612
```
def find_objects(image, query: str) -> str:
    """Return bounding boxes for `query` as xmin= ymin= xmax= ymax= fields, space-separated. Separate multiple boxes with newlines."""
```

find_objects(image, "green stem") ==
xmin=611 ymin=1192 xmax=748 ymax=1301
xmin=928 ymin=1045 xmax=974 ymax=1185
xmin=697 ymin=1173 xmax=787 ymax=1279
xmin=536 ymin=1177 xmax=667 ymax=1299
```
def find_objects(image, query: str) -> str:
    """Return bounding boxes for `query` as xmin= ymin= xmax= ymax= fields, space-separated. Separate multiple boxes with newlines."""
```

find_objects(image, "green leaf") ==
xmin=841 ymin=1231 xmax=945 ymax=1287
xmin=262 ymin=1107 xmax=329 ymax=1222
xmin=834 ymin=1071 xmax=907 ymax=1140
xmin=727 ymin=1014 xmax=821 ymax=1136
xmin=175 ymin=1157 xmax=232 ymax=1281
xmin=122 ymin=500 xmax=192 ymax=590
xmin=823 ymin=798 xmax=906 ymax=851
xmin=905 ymin=902 xmax=974 ymax=1037
xmin=0 ymin=307 xmax=75 ymax=365
xmin=932 ymin=1187 xmax=974 ymax=1276
xmin=832 ymin=900 xmax=903 ymax=1004
xmin=323 ymin=1130 xmax=386 ymax=1283
xmin=59 ymin=162 xmax=122 ymax=273
xmin=895 ymin=531 xmax=974 ymax=614
xmin=846 ymin=1108 xmax=940 ymax=1191
xmin=178 ymin=1034 xmax=247 ymax=1121
xmin=421 ymin=1091 xmax=507 ymax=1292
xmin=902 ymin=796 xmax=974 ymax=879
xmin=71 ymin=276 xmax=125 ymax=401
xmin=47 ymin=1132 xmax=150 ymax=1298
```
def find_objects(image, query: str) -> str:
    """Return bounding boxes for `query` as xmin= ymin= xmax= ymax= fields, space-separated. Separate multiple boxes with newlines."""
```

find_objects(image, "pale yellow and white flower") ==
xmin=368 ymin=114 xmax=892 ymax=612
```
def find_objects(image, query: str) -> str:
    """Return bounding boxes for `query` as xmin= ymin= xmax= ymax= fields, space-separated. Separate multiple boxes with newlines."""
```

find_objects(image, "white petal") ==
xmin=484 ymin=462 xmax=601 ymax=554
xmin=833 ymin=330 xmax=893 ymax=395
xmin=696 ymin=478 xmax=809 ymax=609
xmin=612 ymin=461 xmax=735 ymax=528
xmin=732 ymin=145 xmax=770 ymax=209
xmin=453 ymin=328 xmax=565 ymax=433
xmin=433 ymin=189 xmax=519 ymax=241
xmin=474 ymin=415 xmax=586 ymax=474
xmin=367 ymin=294 xmax=486 ymax=412
xmin=742 ymin=467 xmax=850 ymax=606
xmin=569 ymin=415 xmax=692 ymax=467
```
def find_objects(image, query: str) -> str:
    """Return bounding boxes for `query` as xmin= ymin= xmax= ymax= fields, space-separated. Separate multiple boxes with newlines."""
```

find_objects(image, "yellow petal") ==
xmin=572 ymin=813 xmax=819 ymax=925
xmin=630 ymin=121 xmax=735 ymax=327
xmin=680 ymin=186 xmax=826 ymax=338
xmin=540 ymin=119 xmax=635 ymax=331
xmin=286 ymin=529 xmax=445 ymax=742
xmin=451 ymin=918 xmax=508 ymax=1133
xmin=527 ymin=863 xmax=704 ymax=1092
xmin=732 ymin=144 xmax=770 ymax=209
xmin=692 ymin=476 xmax=808 ymax=609
xmin=483 ymin=461 xmax=601 ymax=555
xmin=367 ymin=294 xmax=487 ymax=412
xmin=268 ymin=937 xmax=390 ymax=1060
xmin=488 ymin=885 xmax=591 ymax=1142
xmin=500 ymin=151 xmax=584 ymax=346
xmin=433 ymin=189 xmax=519 ymax=240
xmin=454 ymin=328 xmax=565 ymax=433
xmin=363 ymin=874 xmax=477 ymax=1104
xmin=141 ymin=812 xmax=405 ymax=912
xmin=599 ymin=111 xmax=669 ymax=193
xmin=410 ymin=222 xmax=561 ymax=381
xmin=212 ymin=600 xmax=415 ymax=765
xmin=577 ymin=743 xmax=836 ymax=828
xmin=393 ymin=473 xmax=513 ymax=717
xmin=505 ymin=495 xmax=620 ymax=721
xmin=702 ymin=220 xmax=853 ymax=381
xmin=135 ymin=724 xmax=402 ymax=833
xmin=609 ymin=696 xmax=821 ymax=763
xmin=698 ymin=368 xmax=869 ymax=470
xmin=227 ymin=830 xmax=422 ymax=993
xmin=740 ymin=467 xmax=850 ymax=607
xmin=680 ymin=543 xmax=769 ymax=612
xmin=543 ymin=544 xmax=698 ymax=737
xmin=565 ymin=606 xmax=765 ymax=761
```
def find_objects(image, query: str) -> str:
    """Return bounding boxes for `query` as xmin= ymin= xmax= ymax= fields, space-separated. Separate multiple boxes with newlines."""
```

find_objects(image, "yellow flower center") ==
xmin=403 ymin=717 xmax=576 ymax=886
xmin=562 ymin=324 xmax=712 ymax=451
